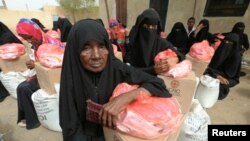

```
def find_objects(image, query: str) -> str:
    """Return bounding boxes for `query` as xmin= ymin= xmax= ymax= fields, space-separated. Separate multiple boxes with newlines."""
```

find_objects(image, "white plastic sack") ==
xmin=178 ymin=99 xmax=211 ymax=141
xmin=0 ymin=72 xmax=26 ymax=98
xmin=17 ymin=69 xmax=36 ymax=78
xmin=194 ymin=75 xmax=220 ymax=108
xmin=32 ymin=89 xmax=62 ymax=132
xmin=54 ymin=83 xmax=60 ymax=95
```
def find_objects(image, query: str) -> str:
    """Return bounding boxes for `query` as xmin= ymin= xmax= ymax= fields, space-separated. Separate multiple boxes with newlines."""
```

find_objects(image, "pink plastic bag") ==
xmin=44 ymin=30 xmax=65 ymax=48
xmin=154 ymin=49 xmax=177 ymax=64
xmin=37 ymin=43 xmax=64 ymax=68
xmin=0 ymin=43 xmax=25 ymax=60
xmin=189 ymin=40 xmax=214 ymax=61
xmin=111 ymin=83 xmax=182 ymax=139
xmin=164 ymin=60 xmax=192 ymax=78
xmin=154 ymin=50 xmax=191 ymax=78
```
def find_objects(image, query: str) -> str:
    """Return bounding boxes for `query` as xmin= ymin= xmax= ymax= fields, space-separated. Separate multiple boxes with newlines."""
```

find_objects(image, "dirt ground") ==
xmin=0 ymin=53 xmax=250 ymax=141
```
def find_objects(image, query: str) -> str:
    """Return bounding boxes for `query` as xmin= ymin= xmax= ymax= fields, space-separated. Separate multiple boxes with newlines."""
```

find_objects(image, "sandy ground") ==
xmin=0 ymin=52 xmax=250 ymax=141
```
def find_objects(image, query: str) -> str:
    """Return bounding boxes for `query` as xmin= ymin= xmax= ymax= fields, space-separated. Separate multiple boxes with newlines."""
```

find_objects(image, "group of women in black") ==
xmin=164 ymin=18 xmax=248 ymax=100
xmin=59 ymin=8 xmax=248 ymax=141
xmin=0 ymin=7 xmax=248 ymax=141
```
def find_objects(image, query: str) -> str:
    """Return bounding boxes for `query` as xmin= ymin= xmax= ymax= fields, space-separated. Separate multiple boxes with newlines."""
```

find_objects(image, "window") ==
xmin=150 ymin=0 xmax=169 ymax=30
xmin=203 ymin=0 xmax=249 ymax=17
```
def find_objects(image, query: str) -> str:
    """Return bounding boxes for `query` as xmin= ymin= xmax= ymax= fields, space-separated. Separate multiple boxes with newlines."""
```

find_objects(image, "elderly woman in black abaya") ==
xmin=124 ymin=8 xmax=184 ymax=75
xmin=59 ymin=19 xmax=171 ymax=141
xmin=205 ymin=33 xmax=241 ymax=100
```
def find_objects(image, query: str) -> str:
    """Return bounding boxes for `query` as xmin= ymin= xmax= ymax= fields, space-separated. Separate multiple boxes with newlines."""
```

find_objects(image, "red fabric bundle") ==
xmin=37 ymin=43 xmax=64 ymax=68
xmin=154 ymin=49 xmax=177 ymax=64
xmin=0 ymin=43 xmax=25 ymax=60
xmin=111 ymin=83 xmax=182 ymax=139
xmin=188 ymin=40 xmax=214 ymax=61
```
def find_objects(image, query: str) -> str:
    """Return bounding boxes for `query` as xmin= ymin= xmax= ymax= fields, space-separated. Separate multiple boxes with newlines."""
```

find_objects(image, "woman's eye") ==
xmin=99 ymin=45 xmax=106 ymax=48
xmin=83 ymin=45 xmax=91 ymax=50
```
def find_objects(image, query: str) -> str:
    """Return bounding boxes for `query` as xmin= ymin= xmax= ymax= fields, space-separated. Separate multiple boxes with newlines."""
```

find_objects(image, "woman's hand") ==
xmin=154 ymin=56 xmax=178 ymax=74
xmin=26 ymin=60 xmax=35 ymax=69
xmin=194 ymin=23 xmax=205 ymax=37
xmin=99 ymin=88 xmax=150 ymax=129
xmin=217 ymin=75 xmax=229 ymax=85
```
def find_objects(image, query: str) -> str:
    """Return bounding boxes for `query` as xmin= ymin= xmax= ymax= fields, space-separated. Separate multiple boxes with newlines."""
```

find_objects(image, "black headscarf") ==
xmin=195 ymin=19 xmax=210 ymax=42
xmin=231 ymin=22 xmax=249 ymax=52
xmin=57 ymin=17 xmax=73 ymax=42
xmin=208 ymin=33 xmax=241 ymax=80
xmin=232 ymin=22 xmax=245 ymax=35
xmin=0 ymin=21 xmax=22 ymax=45
xmin=31 ymin=18 xmax=48 ymax=33
xmin=59 ymin=19 xmax=170 ymax=141
xmin=166 ymin=22 xmax=188 ymax=54
xmin=127 ymin=8 xmax=183 ymax=73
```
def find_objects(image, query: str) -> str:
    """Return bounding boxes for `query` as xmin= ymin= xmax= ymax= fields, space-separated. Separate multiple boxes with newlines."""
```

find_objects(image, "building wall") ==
xmin=0 ymin=9 xmax=53 ymax=34
xmin=99 ymin=0 xmax=250 ymax=36
xmin=0 ymin=5 xmax=98 ymax=34
xmin=99 ymin=0 xmax=148 ymax=28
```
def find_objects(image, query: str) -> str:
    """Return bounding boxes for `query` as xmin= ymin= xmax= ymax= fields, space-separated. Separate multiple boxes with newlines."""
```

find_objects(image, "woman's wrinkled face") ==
xmin=80 ymin=40 xmax=109 ymax=73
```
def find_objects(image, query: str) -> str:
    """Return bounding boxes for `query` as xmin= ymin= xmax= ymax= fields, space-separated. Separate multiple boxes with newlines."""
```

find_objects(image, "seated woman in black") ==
xmin=59 ymin=19 xmax=171 ymax=141
xmin=205 ymin=33 xmax=241 ymax=100
xmin=166 ymin=22 xmax=188 ymax=54
xmin=124 ymin=8 xmax=184 ymax=75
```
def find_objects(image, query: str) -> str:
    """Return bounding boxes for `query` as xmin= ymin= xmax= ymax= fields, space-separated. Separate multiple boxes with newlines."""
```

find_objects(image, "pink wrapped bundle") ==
xmin=111 ymin=83 xmax=182 ymax=139
xmin=154 ymin=49 xmax=177 ymax=64
xmin=0 ymin=43 xmax=25 ymax=60
xmin=164 ymin=60 xmax=192 ymax=78
xmin=189 ymin=40 xmax=214 ymax=61
xmin=37 ymin=43 xmax=64 ymax=68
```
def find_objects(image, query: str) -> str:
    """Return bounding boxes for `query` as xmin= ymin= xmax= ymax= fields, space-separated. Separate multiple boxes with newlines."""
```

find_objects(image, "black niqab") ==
xmin=57 ymin=18 xmax=73 ymax=42
xmin=0 ymin=22 xmax=22 ymax=45
xmin=167 ymin=22 xmax=188 ymax=53
xmin=128 ymin=8 xmax=174 ymax=68
xmin=208 ymin=33 xmax=241 ymax=79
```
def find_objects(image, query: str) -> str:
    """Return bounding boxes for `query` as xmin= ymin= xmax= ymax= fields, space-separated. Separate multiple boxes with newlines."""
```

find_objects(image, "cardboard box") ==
xmin=0 ymin=53 xmax=29 ymax=73
xmin=158 ymin=71 xmax=198 ymax=113
xmin=103 ymin=115 xmax=186 ymax=141
xmin=35 ymin=62 xmax=61 ymax=95
xmin=185 ymin=54 xmax=210 ymax=78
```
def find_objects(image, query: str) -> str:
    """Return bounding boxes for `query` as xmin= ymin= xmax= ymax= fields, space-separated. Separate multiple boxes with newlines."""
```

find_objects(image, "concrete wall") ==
xmin=99 ymin=0 xmax=250 ymax=36
xmin=99 ymin=0 xmax=149 ymax=28
xmin=0 ymin=5 xmax=99 ymax=34
xmin=0 ymin=9 xmax=53 ymax=34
